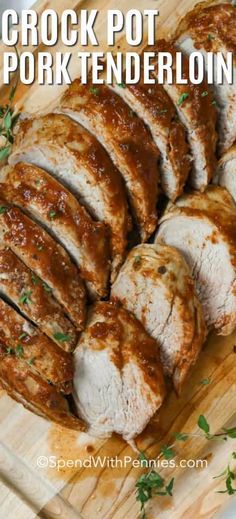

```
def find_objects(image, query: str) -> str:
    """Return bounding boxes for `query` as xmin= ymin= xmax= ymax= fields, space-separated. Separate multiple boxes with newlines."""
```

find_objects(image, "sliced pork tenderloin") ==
xmin=111 ymin=244 xmax=206 ymax=392
xmin=10 ymin=115 xmax=128 ymax=279
xmin=175 ymin=2 xmax=236 ymax=154
xmin=156 ymin=186 xmax=236 ymax=335
xmin=112 ymin=78 xmax=191 ymax=200
xmin=0 ymin=200 xmax=87 ymax=326
xmin=214 ymin=144 xmax=236 ymax=202
xmin=58 ymin=79 xmax=160 ymax=241
xmin=0 ymin=345 xmax=85 ymax=430
xmin=0 ymin=246 xmax=77 ymax=351
xmin=0 ymin=163 xmax=111 ymax=295
xmin=146 ymin=39 xmax=217 ymax=191
xmin=73 ymin=302 xmax=166 ymax=440
xmin=0 ymin=297 xmax=73 ymax=393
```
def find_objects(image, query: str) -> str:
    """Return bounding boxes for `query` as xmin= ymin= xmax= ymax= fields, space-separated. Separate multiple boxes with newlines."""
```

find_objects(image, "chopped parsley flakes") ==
xmin=19 ymin=291 xmax=32 ymax=305
xmin=177 ymin=93 xmax=189 ymax=106
xmin=53 ymin=332 xmax=71 ymax=342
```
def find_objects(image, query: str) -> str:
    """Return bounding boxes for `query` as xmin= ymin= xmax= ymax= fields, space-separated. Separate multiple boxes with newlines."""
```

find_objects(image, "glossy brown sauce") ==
xmin=176 ymin=3 xmax=236 ymax=54
xmin=176 ymin=188 xmax=236 ymax=267
xmin=180 ymin=194 xmax=236 ymax=246
xmin=150 ymin=39 xmax=217 ymax=126
xmin=144 ymin=39 xmax=217 ymax=183
xmin=116 ymin=64 xmax=191 ymax=197
xmin=0 ymin=348 xmax=85 ymax=430
xmin=129 ymin=80 xmax=175 ymax=125
xmin=17 ymin=116 xmax=127 ymax=228
xmin=47 ymin=424 xmax=126 ymax=484
xmin=15 ymin=118 xmax=129 ymax=281
xmin=0 ymin=247 xmax=76 ymax=343
xmin=168 ymin=121 xmax=191 ymax=185
xmin=63 ymin=80 xmax=159 ymax=191
xmin=85 ymin=302 xmax=165 ymax=397
xmin=2 ymin=163 xmax=107 ymax=248
xmin=0 ymin=298 xmax=73 ymax=389
xmin=0 ymin=201 xmax=86 ymax=325
xmin=61 ymin=79 xmax=160 ymax=237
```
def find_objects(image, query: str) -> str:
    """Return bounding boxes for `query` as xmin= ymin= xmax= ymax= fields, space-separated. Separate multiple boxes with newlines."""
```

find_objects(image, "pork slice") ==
xmin=0 ymin=246 xmax=77 ymax=351
xmin=175 ymin=2 xmax=236 ymax=154
xmin=73 ymin=301 xmax=165 ymax=440
xmin=112 ymin=79 xmax=191 ymax=201
xmin=146 ymin=39 xmax=217 ymax=191
xmin=111 ymin=244 xmax=206 ymax=392
xmin=0 ymin=163 xmax=111 ymax=295
xmin=156 ymin=186 xmax=236 ymax=335
xmin=0 ymin=345 xmax=85 ymax=430
xmin=0 ymin=297 xmax=73 ymax=393
xmin=0 ymin=200 xmax=87 ymax=325
xmin=10 ymin=115 xmax=128 ymax=278
xmin=58 ymin=79 xmax=160 ymax=241
xmin=214 ymin=144 xmax=236 ymax=202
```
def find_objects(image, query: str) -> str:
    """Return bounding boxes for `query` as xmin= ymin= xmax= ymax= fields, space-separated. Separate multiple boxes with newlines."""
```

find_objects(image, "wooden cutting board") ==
xmin=0 ymin=1 xmax=236 ymax=518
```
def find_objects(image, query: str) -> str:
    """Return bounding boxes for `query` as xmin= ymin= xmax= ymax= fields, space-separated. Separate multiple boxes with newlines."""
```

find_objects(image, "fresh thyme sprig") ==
xmin=197 ymin=415 xmax=236 ymax=442
xmin=136 ymin=469 xmax=174 ymax=519
xmin=0 ymin=46 xmax=20 ymax=162
xmin=214 ymin=453 xmax=236 ymax=495
xmin=135 ymin=441 xmax=176 ymax=516
xmin=135 ymin=415 xmax=236 ymax=518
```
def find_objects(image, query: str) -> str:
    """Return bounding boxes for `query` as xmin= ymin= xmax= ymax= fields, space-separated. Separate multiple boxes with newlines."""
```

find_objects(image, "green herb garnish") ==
xmin=200 ymin=377 xmax=211 ymax=385
xmin=208 ymin=34 xmax=215 ymax=41
xmin=89 ymin=87 xmax=100 ymax=95
xmin=135 ymin=417 xmax=236 ymax=518
xmin=0 ymin=147 xmax=11 ymax=161
xmin=136 ymin=471 xmax=174 ymax=517
xmin=139 ymin=452 xmax=149 ymax=466
xmin=4 ymin=111 xmax=12 ymax=130
xmin=19 ymin=291 xmax=32 ymax=305
xmin=214 ymin=454 xmax=236 ymax=495
xmin=201 ymin=91 xmax=209 ymax=97
xmin=117 ymin=82 xmax=126 ymax=88
xmin=177 ymin=93 xmax=189 ymax=106
xmin=6 ymin=347 xmax=14 ymax=355
xmin=222 ymin=427 xmax=236 ymax=439
xmin=198 ymin=414 xmax=210 ymax=434
xmin=48 ymin=210 xmax=57 ymax=220
xmin=19 ymin=332 xmax=28 ymax=340
xmin=160 ymin=445 xmax=175 ymax=460
xmin=31 ymin=273 xmax=40 ymax=285
xmin=0 ymin=46 xmax=20 ymax=162
xmin=0 ymin=206 xmax=8 ymax=214
xmin=174 ymin=432 xmax=188 ymax=441
xmin=15 ymin=344 xmax=24 ymax=358
xmin=37 ymin=244 xmax=44 ymax=251
xmin=42 ymin=282 xmax=52 ymax=293
xmin=53 ymin=332 xmax=71 ymax=342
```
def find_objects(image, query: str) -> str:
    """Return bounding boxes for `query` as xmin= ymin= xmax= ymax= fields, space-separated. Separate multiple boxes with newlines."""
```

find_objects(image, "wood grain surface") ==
xmin=0 ymin=1 xmax=235 ymax=518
